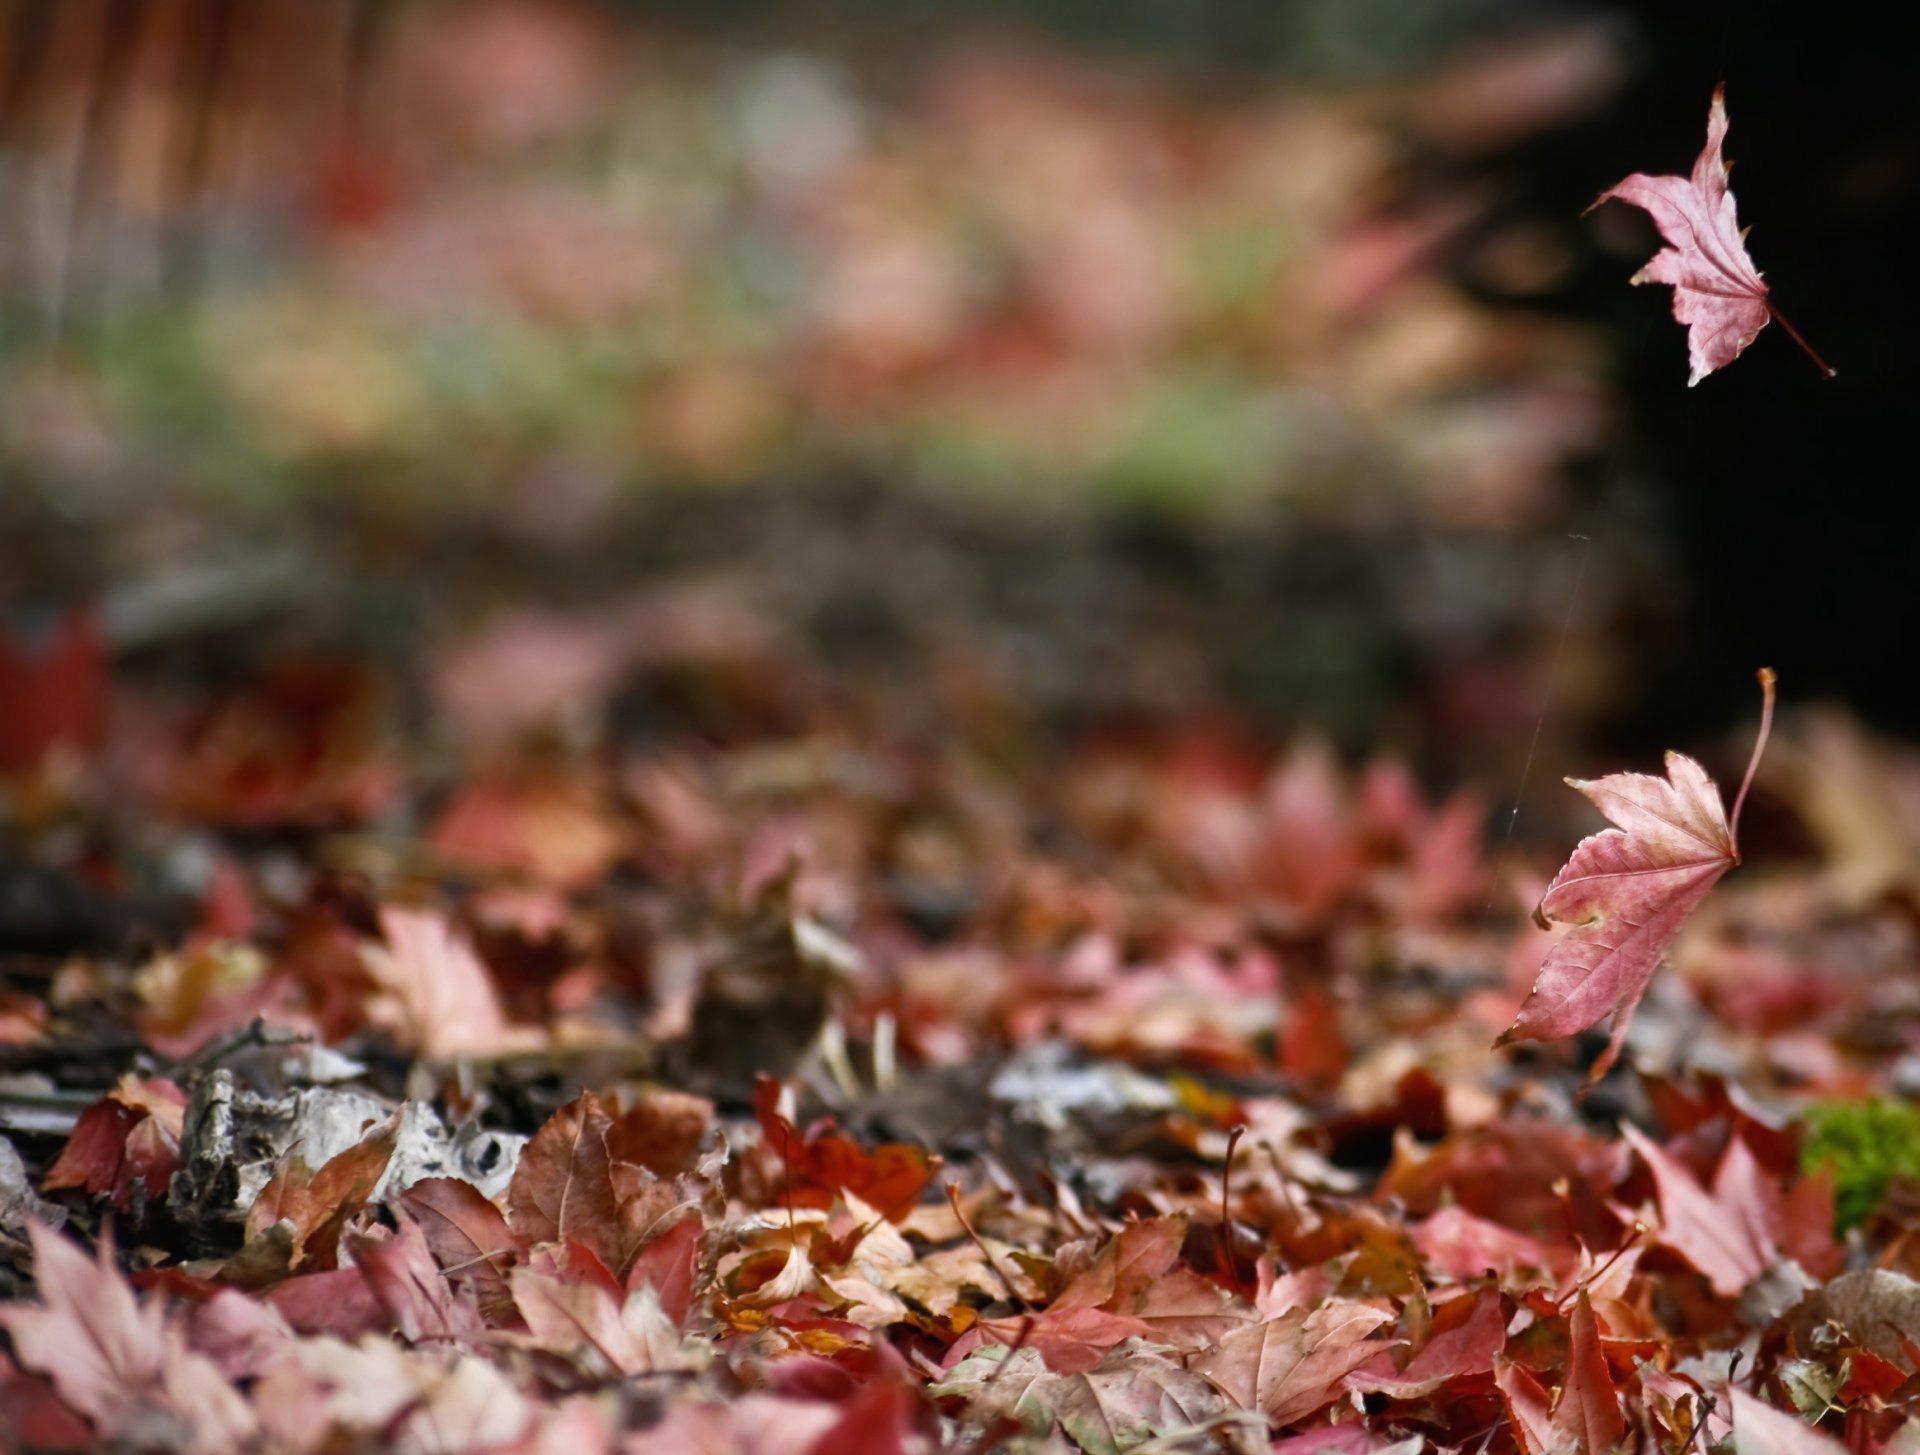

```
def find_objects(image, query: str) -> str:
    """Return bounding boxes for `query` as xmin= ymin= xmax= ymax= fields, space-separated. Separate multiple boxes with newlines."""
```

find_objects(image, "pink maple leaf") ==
xmin=1591 ymin=85 xmax=1832 ymax=385
xmin=1498 ymin=669 xmax=1776 ymax=1083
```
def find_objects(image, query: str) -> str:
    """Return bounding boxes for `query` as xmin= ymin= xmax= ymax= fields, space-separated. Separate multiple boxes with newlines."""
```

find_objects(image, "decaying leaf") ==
xmin=1499 ymin=669 xmax=1775 ymax=1082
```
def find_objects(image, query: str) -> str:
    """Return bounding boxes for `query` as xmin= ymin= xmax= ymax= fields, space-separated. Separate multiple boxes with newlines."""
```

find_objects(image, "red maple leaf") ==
xmin=1590 ymin=86 xmax=1832 ymax=384
xmin=1498 ymin=669 xmax=1776 ymax=1082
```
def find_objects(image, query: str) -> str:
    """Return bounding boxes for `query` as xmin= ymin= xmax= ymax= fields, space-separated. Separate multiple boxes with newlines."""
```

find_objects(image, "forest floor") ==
xmin=3 ymin=513 xmax=1920 ymax=1455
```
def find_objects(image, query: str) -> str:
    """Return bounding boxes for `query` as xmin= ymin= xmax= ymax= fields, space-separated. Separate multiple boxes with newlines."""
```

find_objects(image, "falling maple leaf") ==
xmin=1590 ymin=85 xmax=1832 ymax=385
xmin=1498 ymin=669 xmax=1777 ymax=1082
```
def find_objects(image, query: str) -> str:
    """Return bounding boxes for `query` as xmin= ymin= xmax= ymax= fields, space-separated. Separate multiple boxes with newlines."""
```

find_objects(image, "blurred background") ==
xmin=1 ymin=0 xmax=1913 ymax=818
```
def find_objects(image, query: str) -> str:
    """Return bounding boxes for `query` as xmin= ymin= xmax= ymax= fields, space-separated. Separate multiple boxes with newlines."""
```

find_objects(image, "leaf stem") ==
xmin=1728 ymin=667 xmax=1776 ymax=858
xmin=1219 ymin=1124 xmax=1247 ymax=1299
xmin=947 ymin=1182 xmax=1027 ymax=1309
xmin=1767 ymin=306 xmax=1837 ymax=378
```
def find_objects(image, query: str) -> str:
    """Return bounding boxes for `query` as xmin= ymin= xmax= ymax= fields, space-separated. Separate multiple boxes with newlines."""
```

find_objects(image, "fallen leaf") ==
xmin=1622 ymin=1125 xmax=1772 ymax=1298
xmin=41 ymin=1075 xmax=188 ymax=1211
xmin=1590 ymin=87 xmax=1829 ymax=385
xmin=1494 ymin=1358 xmax=1557 ymax=1455
xmin=937 ymin=1340 xmax=1251 ymax=1455
xmin=352 ymin=1220 xmax=486 ymax=1345
xmin=1195 ymin=1300 xmax=1399 ymax=1427
xmin=1351 ymin=1290 xmax=1505 ymax=1399
xmin=753 ymin=1077 xmax=935 ymax=1217
xmin=396 ymin=1176 xmax=525 ymax=1320
xmin=362 ymin=906 xmax=522 ymax=1060
xmin=235 ymin=1113 xmax=399 ymax=1281
xmin=1409 ymin=1205 xmax=1572 ymax=1284
xmin=0 ymin=605 xmax=106 ymax=777
xmin=1793 ymin=1269 xmax=1920 ymax=1375
xmin=1550 ymin=1292 xmax=1623 ymax=1455
xmin=1723 ymin=1386 xmax=1848 ymax=1455
xmin=0 ymin=1223 xmax=256 ymax=1453
xmin=1499 ymin=670 xmax=1775 ymax=1082
xmin=508 ymin=1093 xmax=624 ymax=1267
xmin=1050 ymin=1217 xmax=1250 ymax=1350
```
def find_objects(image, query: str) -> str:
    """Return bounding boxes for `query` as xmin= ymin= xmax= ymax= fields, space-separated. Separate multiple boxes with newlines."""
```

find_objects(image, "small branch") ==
xmin=947 ymin=1182 xmax=1027 ymax=1309
xmin=1768 ymin=306 xmax=1837 ymax=378
xmin=1728 ymin=667 xmax=1777 ymax=857
xmin=1218 ymin=1124 xmax=1247 ymax=1299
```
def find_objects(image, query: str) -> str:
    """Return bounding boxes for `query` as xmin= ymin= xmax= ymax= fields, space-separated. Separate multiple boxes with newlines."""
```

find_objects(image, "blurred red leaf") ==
xmin=606 ymin=1091 xmax=715 ymax=1179
xmin=1409 ymin=1205 xmax=1573 ymax=1284
xmin=0 ymin=606 xmax=105 ymax=777
xmin=509 ymin=1092 xmax=623 ymax=1263
xmin=0 ymin=1224 xmax=255 ymax=1451
xmin=754 ymin=1077 xmax=935 ymax=1217
xmin=1725 ymin=1386 xmax=1847 ymax=1455
xmin=1352 ymin=1290 xmax=1505 ymax=1398
xmin=362 ymin=905 xmax=523 ymax=1060
xmin=626 ymin=1214 xmax=702 ymax=1322
xmin=1622 ymin=1125 xmax=1778 ymax=1297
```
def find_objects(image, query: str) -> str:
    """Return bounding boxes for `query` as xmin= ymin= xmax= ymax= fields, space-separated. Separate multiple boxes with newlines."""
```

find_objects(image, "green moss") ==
xmin=1801 ymin=1099 xmax=1920 ymax=1229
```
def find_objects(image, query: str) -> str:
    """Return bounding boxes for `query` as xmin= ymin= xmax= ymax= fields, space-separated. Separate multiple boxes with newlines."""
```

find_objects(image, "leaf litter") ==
xmin=4 ymin=588 xmax=1919 ymax=1455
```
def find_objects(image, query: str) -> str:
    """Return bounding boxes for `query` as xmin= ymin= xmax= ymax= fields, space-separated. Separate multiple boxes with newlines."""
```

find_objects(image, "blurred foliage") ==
xmin=1 ymin=2 xmax=1612 ymax=540
xmin=1801 ymin=1100 xmax=1920 ymax=1231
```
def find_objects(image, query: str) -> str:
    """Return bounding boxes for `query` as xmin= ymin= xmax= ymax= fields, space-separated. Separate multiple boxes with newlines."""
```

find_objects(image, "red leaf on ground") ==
xmin=1495 ymin=1358 xmax=1558 ymax=1455
xmin=1550 ymin=1292 xmax=1624 ymax=1455
xmin=396 ymin=1176 xmax=525 ymax=1319
xmin=352 ymin=1220 xmax=486 ymax=1345
xmin=0 ymin=606 xmax=106 ymax=777
xmin=1410 ymin=1205 xmax=1574 ymax=1284
xmin=606 ymin=1091 xmax=715 ymax=1178
xmin=1194 ymin=1300 xmax=1398 ymax=1427
xmin=1590 ymin=87 xmax=1828 ymax=384
xmin=263 ymin=1268 xmax=389 ymax=1337
xmin=1351 ymin=1290 xmax=1505 ymax=1398
xmin=0 ymin=1351 xmax=96 ymax=1451
xmin=42 ymin=1076 xmax=187 ymax=1210
xmin=1622 ymin=1125 xmax=1774 ymax=1297
xmin=1499 ymin=670 xmax=1775 ymax=1082
xmin=754 ymin=1077 xmax=934 ymax=1217
xmin=1050 ymin=1216 xmax=1249 ymax=1349
xmin=509 ymin=1092 xmax=623 ymax=1265
xmin=960 ymin=1306 xmax=1156 ymax=1376
xmin=1724 ymin=1386 xmax=1847 ymax=1455
xmin=626 ymin=1214 xmax=702 ymax=1322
